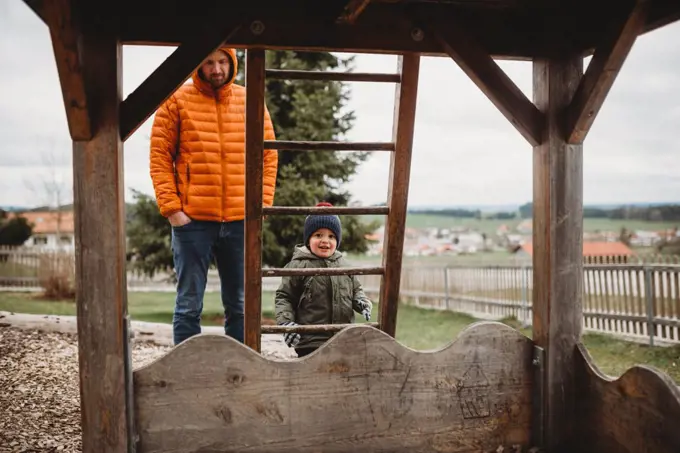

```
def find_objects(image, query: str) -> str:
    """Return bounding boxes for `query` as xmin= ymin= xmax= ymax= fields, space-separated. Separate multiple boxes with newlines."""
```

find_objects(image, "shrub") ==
xmin=38 ymin=251 xmax=76 ymax=300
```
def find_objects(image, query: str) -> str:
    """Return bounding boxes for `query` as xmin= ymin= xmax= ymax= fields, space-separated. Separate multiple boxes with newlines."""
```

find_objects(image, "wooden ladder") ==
xmin=243 ymin=50 xmax=421 ymax=352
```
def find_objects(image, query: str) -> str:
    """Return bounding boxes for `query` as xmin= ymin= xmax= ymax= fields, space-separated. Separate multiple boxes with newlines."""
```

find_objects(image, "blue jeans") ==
xmin=171 ymin=220 xmax=244 ymax=345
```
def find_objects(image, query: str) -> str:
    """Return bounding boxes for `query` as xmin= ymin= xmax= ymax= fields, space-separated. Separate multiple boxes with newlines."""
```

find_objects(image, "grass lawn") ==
xmin=1 ymin=291 xmax=678 ymax=383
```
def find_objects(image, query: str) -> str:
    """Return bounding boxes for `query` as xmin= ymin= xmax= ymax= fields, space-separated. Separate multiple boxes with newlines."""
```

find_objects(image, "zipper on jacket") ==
xmin=185 ymin=164 xmax=191 ymax=205
xmin=215 ymin=95 xmax=226 ymax=222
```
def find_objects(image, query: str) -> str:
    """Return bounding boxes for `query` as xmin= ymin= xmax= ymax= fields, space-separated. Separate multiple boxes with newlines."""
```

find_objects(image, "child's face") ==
xmin=309 ymin=228 xmax=337 ymax=258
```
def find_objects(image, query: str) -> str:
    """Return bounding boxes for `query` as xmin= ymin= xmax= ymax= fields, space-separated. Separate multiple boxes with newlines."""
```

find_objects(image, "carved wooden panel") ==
xmin=134 ymin=323 xmax=534 ymax=452
xmin=574 ymin=343 xmax=680 ymax=453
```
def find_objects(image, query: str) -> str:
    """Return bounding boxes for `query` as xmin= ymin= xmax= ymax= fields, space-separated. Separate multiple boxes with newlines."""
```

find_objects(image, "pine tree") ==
xmin=237 ymin=50 xmax=380 ymax=265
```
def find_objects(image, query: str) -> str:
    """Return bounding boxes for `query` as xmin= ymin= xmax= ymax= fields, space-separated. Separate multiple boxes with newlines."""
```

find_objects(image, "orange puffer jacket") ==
xmin=149 ymin=47 xmax=278 ymax=222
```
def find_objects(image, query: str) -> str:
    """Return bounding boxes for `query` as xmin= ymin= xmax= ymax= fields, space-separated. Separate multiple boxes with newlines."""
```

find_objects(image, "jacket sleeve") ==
xmin=149 ymin=95 xmax=182 ymax=217
xmin=275 ymin=261 xmax=302 ymax=325
xmin=351 ymin=275 xmax=371 ymax=313
xmin=262 ymin=104 xmax=278 ymax=208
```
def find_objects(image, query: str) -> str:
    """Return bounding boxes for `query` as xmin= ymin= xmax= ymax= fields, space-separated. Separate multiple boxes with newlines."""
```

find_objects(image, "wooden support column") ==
xmin=72 ymin=29 xmax=132 ymax=453
xmin=532 ymin=55 xmax=584 ymax=452
xmin=244 ymin=48 xmax=266 ymax=352
xmin=378 ymin=53 xmax=420 ymax=337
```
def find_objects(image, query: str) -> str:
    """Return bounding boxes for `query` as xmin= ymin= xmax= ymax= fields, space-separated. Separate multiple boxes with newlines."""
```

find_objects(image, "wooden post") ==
xmin=532 ymin=55 xmax=584 ymax=452
xmin=72 ymin=31 xmax=132 ymax=453
xmin=244 ymin=48 xmax=266 ymax=352
xmin=378 ymin=53 xmax=420 ymax=337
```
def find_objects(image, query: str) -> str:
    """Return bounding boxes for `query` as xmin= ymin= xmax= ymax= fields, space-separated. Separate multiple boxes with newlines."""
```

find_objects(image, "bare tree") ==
xmin=24 ymin=142 xmax=73 ymax=248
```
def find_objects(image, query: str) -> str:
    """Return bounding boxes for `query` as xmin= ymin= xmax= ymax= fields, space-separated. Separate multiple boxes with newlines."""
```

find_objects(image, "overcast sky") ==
xmin=1 ymin=2 xmax=679 ymax=209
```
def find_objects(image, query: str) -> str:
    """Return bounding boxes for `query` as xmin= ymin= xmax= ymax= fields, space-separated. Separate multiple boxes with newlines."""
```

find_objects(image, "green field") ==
xmin=364 ymin=213 xmax=680 ymax=234
xmin=1 ymin=291 xmax=678 ymax=383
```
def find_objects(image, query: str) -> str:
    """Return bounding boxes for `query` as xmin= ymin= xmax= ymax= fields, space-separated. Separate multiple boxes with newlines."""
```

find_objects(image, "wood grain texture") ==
xmin=72 ymin=30 xmax=132 ymax=452
xmin=262 ymin=140 xmax=394 ymax=151
xmin=134 ymin=322 xmax=534 ymax=453
xmin=565 ymin=1 xmax=647 ymax=144
xmin=44 ymin=0 xmax=92 ymax=140
xmin=532 ymin=55 xmax=584 ymax=451
xmin=112 ymin=1 xmax=677 ymax=60
xmin=379 ymin=54 xmax=420 ymax=338
xmin=244 ymin=48 xmax=267 ymax=353
xmin=573 ymin=343 xmax=680 ymax=453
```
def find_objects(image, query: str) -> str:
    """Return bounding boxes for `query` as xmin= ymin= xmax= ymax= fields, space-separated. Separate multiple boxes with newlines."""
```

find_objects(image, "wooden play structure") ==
xmin=20 ymin=0 xmax=680 ymax=452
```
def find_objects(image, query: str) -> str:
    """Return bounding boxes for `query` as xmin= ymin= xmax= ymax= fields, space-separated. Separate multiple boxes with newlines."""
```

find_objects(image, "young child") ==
xmin=274 ymin=202 xmax=373 ymax=358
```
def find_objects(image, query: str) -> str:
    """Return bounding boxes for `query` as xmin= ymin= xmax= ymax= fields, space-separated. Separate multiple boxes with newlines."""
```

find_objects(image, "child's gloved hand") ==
xmin=358 ymin=299 xmax=373 ymax=321
xmin=281 ymin=321 xmax=301 ymax=348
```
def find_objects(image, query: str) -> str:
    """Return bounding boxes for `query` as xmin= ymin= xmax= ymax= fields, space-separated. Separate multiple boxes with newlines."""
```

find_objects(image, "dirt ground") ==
xmin=0 ymin=311 xmax=294 ymax=452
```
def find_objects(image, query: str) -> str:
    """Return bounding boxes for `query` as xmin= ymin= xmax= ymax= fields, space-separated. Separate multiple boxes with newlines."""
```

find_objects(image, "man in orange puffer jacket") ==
xmin=149 ymin=46 xmax=278 ymax=345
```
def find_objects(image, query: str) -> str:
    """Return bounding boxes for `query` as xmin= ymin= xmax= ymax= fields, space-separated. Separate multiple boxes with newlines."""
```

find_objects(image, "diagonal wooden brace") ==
xmin=119 ymin=25 xmax=241 ymax=141
xmin=415 ymin=9 xmax=545 ymax=147
xmin=564 ymin=1 xmax=648 ymax=144
xmin=336 ymin=0 xmax=372 ymax=24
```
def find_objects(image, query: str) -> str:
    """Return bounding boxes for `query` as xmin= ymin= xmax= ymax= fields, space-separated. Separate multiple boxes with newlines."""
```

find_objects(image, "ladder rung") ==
xmin=263 ymin=266 xmax=384 ymax=277
xmin=265 ymin=69 xmax=400 ymax=83
xmin=263 ymin=206 xmax=388 ymax=216
xmin=262 ymin=323 xmax=379 ymax=334
xmin=264 ymin=140 xmax=394 ymax=151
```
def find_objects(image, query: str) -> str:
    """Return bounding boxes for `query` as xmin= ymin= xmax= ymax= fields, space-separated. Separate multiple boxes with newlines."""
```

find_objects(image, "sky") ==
xmin=1 ymin=2 xmax=679 ymax=210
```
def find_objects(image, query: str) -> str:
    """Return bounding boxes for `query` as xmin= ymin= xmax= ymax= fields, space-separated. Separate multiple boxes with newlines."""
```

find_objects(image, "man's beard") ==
xmin=209 ymin=75 xmax=226 ymax=88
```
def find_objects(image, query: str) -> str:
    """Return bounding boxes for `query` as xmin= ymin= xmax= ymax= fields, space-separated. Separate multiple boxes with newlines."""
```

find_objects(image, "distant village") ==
xmin=365 ymin=217 xmax=680 ymax=260
xmin=7 ymin=208 xmax=680 ymax=261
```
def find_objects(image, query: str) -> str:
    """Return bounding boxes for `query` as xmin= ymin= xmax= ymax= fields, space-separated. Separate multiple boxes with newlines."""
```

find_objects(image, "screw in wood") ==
xmin=250 ymin=20 xmax=265 ymax=35
xmin=411 ymin=28 xmax=424 ymax=42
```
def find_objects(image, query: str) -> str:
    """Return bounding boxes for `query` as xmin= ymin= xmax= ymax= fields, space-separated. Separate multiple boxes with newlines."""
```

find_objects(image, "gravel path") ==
xmin=0 ymin=312 xmax=294 ymax=452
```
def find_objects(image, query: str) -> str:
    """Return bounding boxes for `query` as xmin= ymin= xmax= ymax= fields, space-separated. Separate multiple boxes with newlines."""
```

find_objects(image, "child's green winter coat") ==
xmin=274 ymin=245 xmax=370 ymax=350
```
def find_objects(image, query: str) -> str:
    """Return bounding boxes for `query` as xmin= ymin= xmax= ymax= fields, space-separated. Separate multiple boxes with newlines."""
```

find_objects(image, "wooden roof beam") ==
xmin=565 ymin=1 xmax=648 ymax=144
xmin=337 ymin=0 xmax=372 ymax=24
xmin=415 ymin=9 xmax=545 ymax=146
xmin=42 ymin=0 xmax=92 ymax=141
xmin=119 ymin=25 xmax=242 ymax=141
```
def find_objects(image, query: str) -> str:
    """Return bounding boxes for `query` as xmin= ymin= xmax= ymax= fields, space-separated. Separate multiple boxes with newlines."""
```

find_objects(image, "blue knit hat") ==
xmin=304 ymin=202 xmax=342 ymax=249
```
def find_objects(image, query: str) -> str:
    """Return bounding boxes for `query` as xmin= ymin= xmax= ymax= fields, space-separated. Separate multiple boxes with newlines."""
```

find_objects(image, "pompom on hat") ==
xmin=303 ymin=202 xmax=342 ymax=249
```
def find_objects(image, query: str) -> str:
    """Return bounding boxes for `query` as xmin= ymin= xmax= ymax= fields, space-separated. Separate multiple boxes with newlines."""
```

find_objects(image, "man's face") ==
xmin=200 ymin=50 xmax=231 ymax=88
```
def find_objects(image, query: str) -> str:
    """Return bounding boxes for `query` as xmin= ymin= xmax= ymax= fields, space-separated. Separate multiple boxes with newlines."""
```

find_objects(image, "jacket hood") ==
xmin=191 ymin=46 xmax=238 ymax=96
xmin=291 ymin=245 xmax=343 ymax=262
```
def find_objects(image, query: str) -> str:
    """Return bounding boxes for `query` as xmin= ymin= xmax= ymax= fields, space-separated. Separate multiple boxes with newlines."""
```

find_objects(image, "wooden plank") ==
xmin=120 ymin=24 xmax=241 ymax=141
xmin=265 ymin=69 xmax=400 ymax=83
xmin=417 ymin=10 xmax=545 ymax=146
xmin=115 ymin=1 xmax=597 ymax=60
xmin=573 ymin=343 xmax=680 ymax=452
xmin=263 ymin=140 xmax=394 ymax=151
xmin=72 ymin=30 xmax=132 ymax=452
xmin=565 ymin=1 xmax=647 ymax=144
xmin=43 ymin=0 xmax=92 ymax=141
xmin=337 ymin=0 xmax=372 ymax=24
xmin=261 ymin=322 xmax=379 ymax=334
xmin=263 ymin=206 xmax=388 ymax=215
xmin=532 ymin=54 xmax=584 ymax=451
xmin=134 ymin=322 xmax=535 ymax=453
xmin=379 ymin=54 xmax=420 ymax=338
xmin=244 ymin=48 xmax=267 ymax=353
xmin=263 ymin=266 xmax=384 ymax=277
